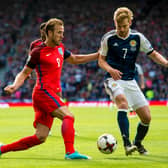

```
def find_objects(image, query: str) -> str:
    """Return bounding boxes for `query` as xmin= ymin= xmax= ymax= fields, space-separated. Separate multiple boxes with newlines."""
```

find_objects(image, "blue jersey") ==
xmin=100 ymin=29 xmax=153 ymax=80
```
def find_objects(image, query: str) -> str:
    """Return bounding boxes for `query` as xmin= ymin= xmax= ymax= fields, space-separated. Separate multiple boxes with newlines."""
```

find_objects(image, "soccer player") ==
xmin=98 ymin=7 xmax=168 ymax=155
xmin=1 ymin=18 xmax=99 ymax=159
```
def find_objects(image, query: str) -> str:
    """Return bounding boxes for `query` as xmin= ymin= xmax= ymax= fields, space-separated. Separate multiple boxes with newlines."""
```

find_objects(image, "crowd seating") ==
xmin=0 ymin=0 xmax=167 ymax=102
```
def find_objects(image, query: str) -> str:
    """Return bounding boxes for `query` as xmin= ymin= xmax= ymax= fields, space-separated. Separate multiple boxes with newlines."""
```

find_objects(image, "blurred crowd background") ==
xmin=0 ymin=0 xmax=167 ymax=102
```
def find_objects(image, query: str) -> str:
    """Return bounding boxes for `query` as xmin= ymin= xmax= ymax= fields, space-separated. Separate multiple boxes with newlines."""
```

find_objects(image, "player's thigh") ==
xmin=136 ymin=105 xmax=151 ymax=124
xmin=124 ymin=80 xmax=148 ymax=111
xmin=104 ymin=78 xmax=128 ymax=108
xmin=115 ymin=94 xmax=128 ymax=109
xmin=33 ymin=89 xmax=65 ymax=114
xmin=33 ymin=89 xmax=65 ymax=128
xmin=33 ymin=105 xmax=54 ymax=130
xmin=51 ymin=106 xmax=74 ymax=120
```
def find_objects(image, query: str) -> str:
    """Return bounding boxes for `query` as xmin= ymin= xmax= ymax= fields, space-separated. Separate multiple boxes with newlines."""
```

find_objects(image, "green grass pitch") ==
xmin=0 ymin=106 xmax=168 ymax=168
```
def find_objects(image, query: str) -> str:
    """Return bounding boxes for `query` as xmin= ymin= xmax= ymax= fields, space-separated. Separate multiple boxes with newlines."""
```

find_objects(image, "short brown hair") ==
xmin=45 ymin=18 xmax=64 ymax=36
xmin=113 ymin=7 xmax=133 ymax=23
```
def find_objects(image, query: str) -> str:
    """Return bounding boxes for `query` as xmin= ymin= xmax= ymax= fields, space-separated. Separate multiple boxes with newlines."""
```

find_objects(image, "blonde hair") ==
xmin=113 ymin=7 xmax=133 ymax=23
xmin=45 ymin=18 xmax=64 ymax=36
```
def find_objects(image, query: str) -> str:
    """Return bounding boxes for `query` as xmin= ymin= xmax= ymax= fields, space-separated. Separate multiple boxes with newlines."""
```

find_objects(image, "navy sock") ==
xmin=117 ymin=110 xmax=131 ymax=146
xmin=134 ymin=122 xmax=149 ymax=146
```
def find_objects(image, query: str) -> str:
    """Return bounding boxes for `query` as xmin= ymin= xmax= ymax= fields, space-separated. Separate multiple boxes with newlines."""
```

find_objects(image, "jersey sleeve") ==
xmin=139 ymin=33 xmax=154 ymax=55
xmin=99 ymin=36 xmax=108 ymax=56
xmin=64 ymin=49 xmax=71 ymax=59
xmin=26 ymin=48 xmax=40 ymax=69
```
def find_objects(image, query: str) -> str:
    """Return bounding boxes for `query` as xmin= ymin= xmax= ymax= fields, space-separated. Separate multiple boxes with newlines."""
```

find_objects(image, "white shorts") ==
xmin=104 ymin=78 xmax=148 ymax=110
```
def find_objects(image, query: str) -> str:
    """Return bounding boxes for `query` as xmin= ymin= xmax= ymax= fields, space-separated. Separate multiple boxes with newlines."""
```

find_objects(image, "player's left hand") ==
xmin=4 ymin=85 xmax=16 ymax=95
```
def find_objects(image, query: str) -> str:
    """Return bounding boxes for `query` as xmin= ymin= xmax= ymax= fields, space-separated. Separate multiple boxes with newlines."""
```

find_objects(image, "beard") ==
xmin=51 ymin=38 xmax=61 ymax=46
xmin=52 ymin=39 xmax=60 ymax=46
xmin=119 ymin=30 xmax=129 ymax=38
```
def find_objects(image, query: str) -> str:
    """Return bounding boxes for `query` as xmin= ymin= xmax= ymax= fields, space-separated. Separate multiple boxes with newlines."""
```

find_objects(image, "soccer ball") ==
xmin=97 ymin=133 xmax=117 ymax=154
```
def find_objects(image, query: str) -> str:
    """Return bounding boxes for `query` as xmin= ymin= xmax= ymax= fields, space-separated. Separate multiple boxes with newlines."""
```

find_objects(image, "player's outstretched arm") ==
xmin=4 ymin=66 xmax=33 ymax=95
xmin=149 ymin=50 xmax=168 ymax=68
xmin=65 ymin=52 xmax=99 ymax=64
xmin=98 ymin=54 xmax=123 ymax=80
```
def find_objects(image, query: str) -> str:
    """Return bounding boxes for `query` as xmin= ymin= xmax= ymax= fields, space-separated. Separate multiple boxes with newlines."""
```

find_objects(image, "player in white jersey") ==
xmin=98 ymin=7 xmax=168 ymax=155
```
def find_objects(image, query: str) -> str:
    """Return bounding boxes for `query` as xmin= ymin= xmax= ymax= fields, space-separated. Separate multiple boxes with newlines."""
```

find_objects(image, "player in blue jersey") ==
xmin=98 ymin=7 xmax=168 ymax=155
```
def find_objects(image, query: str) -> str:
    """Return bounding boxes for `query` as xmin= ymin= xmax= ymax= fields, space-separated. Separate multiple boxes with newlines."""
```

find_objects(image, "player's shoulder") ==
xmin=30 ymin=38 xmax=43 ymax=51
xmin=32 ymin=38 xmax=42 ymax=43
xmin=130 ymin=29 xmax=145 ymax=37
xmin=30 ymin=39 xmax=43 ymax=46
xmin=130 ymin=29 xmax=150 ymax=44
xmin=101 ymin=29 xmax=116 ymax=41
xmin=30 ymin=43 xmax=46 ymax=56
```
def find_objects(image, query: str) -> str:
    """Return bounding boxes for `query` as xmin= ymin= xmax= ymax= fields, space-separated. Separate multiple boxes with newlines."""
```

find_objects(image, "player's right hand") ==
xmin=108 ymin=68 xmax=123 ymax=80
xmin=4 ymin=85 xmax=16 ymax=95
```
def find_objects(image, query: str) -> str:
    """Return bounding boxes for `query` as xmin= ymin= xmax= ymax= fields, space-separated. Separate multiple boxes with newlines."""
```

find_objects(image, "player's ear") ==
xmin=48 ymin=30 xmax=52 ymax=37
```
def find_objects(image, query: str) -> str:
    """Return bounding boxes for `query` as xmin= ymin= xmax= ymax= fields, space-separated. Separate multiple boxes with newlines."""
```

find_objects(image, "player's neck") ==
xmin=45 ymin=39 xmax=58 ymax=48
xmin=116 ymin=29 xmax=130 ymax=39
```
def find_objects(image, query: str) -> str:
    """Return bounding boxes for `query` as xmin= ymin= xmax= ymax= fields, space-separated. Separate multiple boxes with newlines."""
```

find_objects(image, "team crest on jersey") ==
xmin=130 ymin=40 xmax=136 ymax=47
xmin=58 ymin=47 xmax=63 ymax=56
xmin=111 ymin=83 xmax=117 ymax=87
xmin=130 ymin=40 xmax=137 ymax=51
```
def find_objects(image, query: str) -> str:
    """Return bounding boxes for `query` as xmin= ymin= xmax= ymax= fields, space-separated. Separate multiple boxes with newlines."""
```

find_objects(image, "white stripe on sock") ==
xmin=118 ymin=109 xmax=128 ymax=113
xmin=140 ymin=122 xmax=149 ymax=127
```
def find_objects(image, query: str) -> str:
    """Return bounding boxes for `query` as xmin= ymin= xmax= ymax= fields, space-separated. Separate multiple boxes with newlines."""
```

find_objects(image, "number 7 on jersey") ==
xmin=122 ymin=48 xmax=127 ymax=59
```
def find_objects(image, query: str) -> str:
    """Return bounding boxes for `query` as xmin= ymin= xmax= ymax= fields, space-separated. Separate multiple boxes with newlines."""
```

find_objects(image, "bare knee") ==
xmin=142 ymin=115 xmax=151 ymax=124
xmin=118 ymin=102 xmax=128 ymax=109
xmin=52 ymin=106 xmax=75 ymax=120
xmin=136 ymin=106 xmax=151 ymax=124
xmin=35 ymin=133 xmax=48 ymax=143
xmin=35 ymin=123 xmax=49 ymax=143
xmin=116 ymin=100 xmax=128 ymax=109
xmin=115 ymin=95 xmax=128 ymax=109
